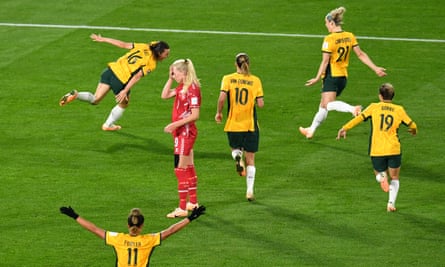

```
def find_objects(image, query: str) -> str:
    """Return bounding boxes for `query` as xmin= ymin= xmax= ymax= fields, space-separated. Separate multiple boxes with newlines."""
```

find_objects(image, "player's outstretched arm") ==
xmin=90 ymin=34 xmax=133 ymax=49
xmin=353 ymin=46 xmax=386 ymax=77
xmin=161 ymin=206 xmax=206 ymax=240
xmin=60 ymin=206 xmax=106 ymax=239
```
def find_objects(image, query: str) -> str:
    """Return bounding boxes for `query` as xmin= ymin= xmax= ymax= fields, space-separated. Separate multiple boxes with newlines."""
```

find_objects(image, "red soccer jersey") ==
xmin=171 ymin=83 xmax=201 ymax=136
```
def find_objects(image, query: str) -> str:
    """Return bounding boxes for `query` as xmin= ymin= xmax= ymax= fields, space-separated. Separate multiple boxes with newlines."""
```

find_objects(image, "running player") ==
xmin=215 ymin=53 xmax=264 ymax=201
xmin=337 ymin=83 xmax=417 ymax=212
xmin=300 ymin=6 xmax=386 ymax=139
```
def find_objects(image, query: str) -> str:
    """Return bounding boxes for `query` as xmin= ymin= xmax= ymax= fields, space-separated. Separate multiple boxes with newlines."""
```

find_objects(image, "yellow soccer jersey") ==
xmin=342 ymin=102 xmax=417 ymax=156
xmin=321 ymin=31 xmax=358 ymax=77
xmin=108 ymin=43 xmax=157 ymax=84
xmin=106 ymin=231 xmax=161 ymax=267
xmin=221 ymin=72 xmax=264 ymax=132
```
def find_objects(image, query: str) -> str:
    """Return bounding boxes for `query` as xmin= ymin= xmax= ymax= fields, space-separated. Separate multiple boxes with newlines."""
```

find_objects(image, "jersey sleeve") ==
xmin=351 ymin=34 xmax=358 ymax=47
xmin=255 ymin=77 xmax=264 ymax=98
xmin=342 ymin=114 xmax=364 ymax=131
xmin=220 ymin=75 xmax=230 ymax=93
xmin=398 ymin=107 xmax=417 ymax=132
xmin=134 ymin=43 xmax=156 ymax=75
xmin=321 ymin=35 xmax=332 ymax=53
xmin=189 ymin=84 xmax=201 ymax=109
xmin=105 ymin=231 xmax=120 ymax=246
xmin=145 ymin=232 xmax=162 ymax=248
xmin=342 ymin=103 xmax=376 ymax=130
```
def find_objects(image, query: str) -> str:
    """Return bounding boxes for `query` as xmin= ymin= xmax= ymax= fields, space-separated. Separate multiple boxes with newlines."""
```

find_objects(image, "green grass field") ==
xmin=1 ymin=0 xmax=444 ymax=266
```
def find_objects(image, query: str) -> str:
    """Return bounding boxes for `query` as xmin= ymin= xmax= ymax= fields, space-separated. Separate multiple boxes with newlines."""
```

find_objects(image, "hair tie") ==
xmin=128 ymin=214 xmax=144 ymax=227
xmin=326 ymin=13 xmax=333 ymax=22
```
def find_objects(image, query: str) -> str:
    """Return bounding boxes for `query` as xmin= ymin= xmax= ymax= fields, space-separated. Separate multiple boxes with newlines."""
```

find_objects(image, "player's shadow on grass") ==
xmin=256 ymin=200 xmax=374 ymax=243
xmin=403 ymin=162 xmax=442 ymax=184
xmin=195 ymin=151 xmax=228 ymax=160
xmin=308 ymin=140 xmax=442 ymax=183
xmin=201 ymin=203 xmax=366 ymax=266
xmin=306 ymin=139 xmax=367 ymax=158
xmin=102 ymin=131 xmax=171 ymax=154
xmin=99 ymin=131 xmax=229 ymax=160
xmin=200 ymin=213 xmax=324 ymax=265
xmin=397 ymin=212 xmax=445 ymax=236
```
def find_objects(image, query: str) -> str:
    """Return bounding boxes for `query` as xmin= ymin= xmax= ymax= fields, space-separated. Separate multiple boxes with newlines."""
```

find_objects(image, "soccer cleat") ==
xmin=299 ymin=127 xmax=314 ymax=139
xmin=380 ymin=174 xmax=389 ymax=193
xmin=387 ymin=203 xmax=397 ymax=212
xmin=59 ymin=90 xmax=78 ymax=106
xmin=186 ymin=202 xmax=199 ymax=211
xmin=235 ymin=155 xmax=246 ymax=176
xmin=246 ymin=193 xmax=255 ymax=202
xmin=102 ymin=124 xmax=122 ymax=131
xmin=353 ymin=105 xmax=362 ymax=117
xmin=166 ymin=208 xmax=188 ymax=218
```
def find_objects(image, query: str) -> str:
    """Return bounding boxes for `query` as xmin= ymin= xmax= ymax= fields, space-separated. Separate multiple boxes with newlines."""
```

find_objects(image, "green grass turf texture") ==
xmin=1 ymin=0 xmax=444 ymax=266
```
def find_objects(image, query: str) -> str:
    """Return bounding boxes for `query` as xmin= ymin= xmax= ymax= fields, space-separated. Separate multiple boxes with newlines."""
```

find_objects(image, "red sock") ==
xmin=174 ymin=168 xmax=189 ymax=210
xmin=187 ymin=165 xmax=198 ymax=204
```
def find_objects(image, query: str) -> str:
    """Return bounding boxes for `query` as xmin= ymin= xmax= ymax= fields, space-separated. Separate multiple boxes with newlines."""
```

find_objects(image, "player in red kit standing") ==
xmin=161 ymin=59 xmax=202 ymax=218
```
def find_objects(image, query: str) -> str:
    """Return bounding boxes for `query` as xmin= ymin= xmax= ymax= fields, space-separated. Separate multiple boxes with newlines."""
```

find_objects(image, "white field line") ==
xmin=1 ymin=22 xmax=444 ymax=43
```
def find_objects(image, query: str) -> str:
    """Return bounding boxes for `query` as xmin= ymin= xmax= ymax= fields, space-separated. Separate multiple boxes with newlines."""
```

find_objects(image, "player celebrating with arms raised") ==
xmin=60 ymin=205 xmax=205 ymax=266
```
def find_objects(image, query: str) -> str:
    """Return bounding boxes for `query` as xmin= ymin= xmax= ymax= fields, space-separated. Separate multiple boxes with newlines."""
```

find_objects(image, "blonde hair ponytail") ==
xmin=171 ymin=59 xmax=201 ymax=93
xmin=326 ymin=6 xmax=346 ymax=25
